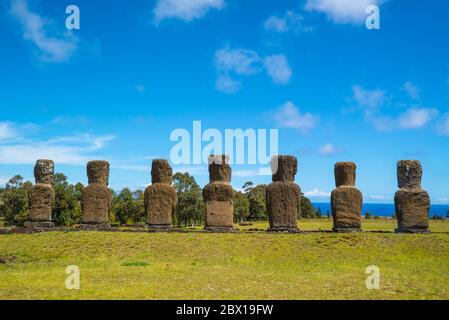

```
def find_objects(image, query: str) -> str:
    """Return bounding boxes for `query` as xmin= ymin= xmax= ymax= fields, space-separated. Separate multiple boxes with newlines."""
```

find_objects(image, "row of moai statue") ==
xmin=25 ymin=156 xmax=431 ymax=233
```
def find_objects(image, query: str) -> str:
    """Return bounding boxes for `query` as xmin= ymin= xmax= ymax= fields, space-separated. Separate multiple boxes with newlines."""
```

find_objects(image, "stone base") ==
xmin=147 ymin=224 xmax=172 ymax=231
xmin=78 ymin=223 xmax=112 ymax=231
xmin=395 ymin=228 xmax=430 ymax=234
xmin=204 ymin=226 xmax=235 ymax=233
xmin=267 ymin=227 xmax=301 ymax=233
xmin=333 ymin=227 xmax=362 ymax=233
xmin=24 ymin=221 xmax=55 ymax=229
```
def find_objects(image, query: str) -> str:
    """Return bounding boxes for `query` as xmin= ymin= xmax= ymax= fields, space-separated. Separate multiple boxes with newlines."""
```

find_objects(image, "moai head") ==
xmin=334 ymin=162 xmax=356 ymax=187
xmin=87 ymin=160 xmax=110 ymax=186
xmin=397 ymin=160 xmax=422 ymax=189
xmin=34 ymin=159 xmax=54 ymax=185
xmin=208 ymin=155 xmax=231 ymax=183
xmin=271 ymin=155 xmax=297 ymax=182
xmin=151 ymin=159 xmax=173 ymax=184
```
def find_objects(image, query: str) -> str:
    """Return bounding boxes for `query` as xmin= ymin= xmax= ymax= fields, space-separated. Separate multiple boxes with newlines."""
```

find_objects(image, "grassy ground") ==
xmin=0 ymin=219 xmax=448 ymax=300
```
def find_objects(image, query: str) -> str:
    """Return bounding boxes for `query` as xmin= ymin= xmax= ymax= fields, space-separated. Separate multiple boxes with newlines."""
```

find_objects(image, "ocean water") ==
xmin=312 ymin=202 xmax=449 ymax=218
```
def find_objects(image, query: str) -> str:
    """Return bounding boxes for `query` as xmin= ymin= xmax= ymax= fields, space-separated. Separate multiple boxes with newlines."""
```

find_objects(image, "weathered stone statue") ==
xmin=395 ymin=160 xmax=430 ymax=233
xmin=331 ymin=162 xmax=363 ymax=232
xmin=25 ymin=159 xmax=55 ymax=228
xmin=81 ymin=161 xmax=112 ymax=227
xmin=203 ymin=155 xmax=235 ymax=232
xmin=144 ymin=160 xmax=177 ymax=229
xmin=266 ymin=155 xmax=301 ymax=232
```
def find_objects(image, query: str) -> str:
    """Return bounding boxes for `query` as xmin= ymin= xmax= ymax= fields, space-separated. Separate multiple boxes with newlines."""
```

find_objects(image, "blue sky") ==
xmin=0 ymin=0 xmax=448 ymax=204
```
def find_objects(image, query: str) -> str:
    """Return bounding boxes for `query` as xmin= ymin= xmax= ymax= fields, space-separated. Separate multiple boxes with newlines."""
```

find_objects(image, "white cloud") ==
xmin=318 ymin=143 xmax=344 ymax=155
xmin=437 ymin=113 xmax=449 ymax=136
xmin=397 ymin=107 xmax=438 ymax=129
xmin=367 ymin=195 xmax=389 ymax=201
xmin=0 ymin=122 xmax=115 ymax=165
xmin=305 ymin=0 xmax=384 ymax=24
xmin=350 ymin=85 xmax=392 ymax=130
xmin=403 ymin=81 xmax=420 ymax=100
xmin=352 ymin=85 xmax=387 ymax=115
xmin=264 ymin=11 xmax=306 ymax=33
xmin=273 ymin=101 xmax=319 ymax=133
xmin=304 ymin=188 xmax=331 ymax=198
xmin=350 ymin=85 xmax=437 ymax=131
xmin=215 ymin=73 xmax=240 ymax=94
xmin=154 ymin=0 xmax=224 ymax=22
xmin=0 ymin=122 xmax=17 ymax=141
xmin=214 ymin=46 xmax=292 ymax=93
xmin=264 ymin=54 xmax=292 ymax=85
xmin=10 ymin=0 xmax=78 ymax=62
xmin=215 ymin=47 xmax=261 ymax=76
xmin=0 ymin=177 xmax=9 ymax=186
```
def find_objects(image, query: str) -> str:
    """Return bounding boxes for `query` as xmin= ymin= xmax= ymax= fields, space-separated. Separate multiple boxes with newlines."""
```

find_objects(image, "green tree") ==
xmin=173 ymin=172 xmax=204 ymax=227
xmin=234 ymin=191 xmax=250 ymax=222
xmin=247 ymin=184 xmax=267 ymax=221
xmin=0 ymin=175 xmax=32 ymax=225
xmin=326 ymin=210 xmax=331 ymax=219
xmin=52 ymin=173 xmax=83 ymax=226
xmin=111 ymin=188 xmax=145 ymax=225
xmin=365 ymin=211 xmax=372 ymax=219
xmin=300 ymin=196 xmax=316 ymax=219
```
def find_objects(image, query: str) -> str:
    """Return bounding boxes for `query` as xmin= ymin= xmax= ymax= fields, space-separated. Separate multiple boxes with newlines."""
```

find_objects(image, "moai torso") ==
xmin=266 ymin=155 xmax=301 ymax=232
xmin=28 ymin=159 xmax=55 ymax=222
xmin=144 ymin=160 xmax=176 ymax=228
xmin=331 ymin=162 xmax=363 ymax=231
xmin=203 ymin=155 xmax=235 ymax=231
xmin=394 ymin=160 xmax=430 ymax=233
xmin=82 ymin=161 xmax=112 ymax=224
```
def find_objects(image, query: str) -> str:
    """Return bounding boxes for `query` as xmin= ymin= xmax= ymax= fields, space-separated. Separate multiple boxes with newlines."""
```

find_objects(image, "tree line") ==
xmin=0 ymin=173 xmax=326 ymax=227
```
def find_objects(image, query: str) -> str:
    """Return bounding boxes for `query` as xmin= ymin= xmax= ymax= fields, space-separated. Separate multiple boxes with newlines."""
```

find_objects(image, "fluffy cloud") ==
xmin=0 ymin=121 xmax=115 ymax=165
xmin=215 ymin=73 xmax=240 ymax=94
xmin=367 ymin=195 xmax=389 ymax=201
xmin=318 ymin=143 xmax=344 ymax=155
xmin=154 ymin=0 xmax=224 ymax=22
xmin=0 ymin=122 xmax=17 ymax=141
xmin=397 ymin=107 xmax=438 ymax=129
xmin=403 ymin=81 xmax=420 ymax=100
xmin=350 ymin=85 xmax=440 ymax=131
xmin=215 ymin=47 xmax=261 ymax=76
xmin=9 ymin=0 xmax=78 ymax=62
xmin=214 ymin=46 xmax=292 ymax=93
xmin=273 ymin=101 xmax=319 ymax=133
xmin=264 ymin=54 xmax=292 ymax=85
xmin=264 ymin=11 xmax=306 ymax=33
xmin=352 ymin=85 xmax=387 ymax=115
xmin=305 ymin=0 xmax=384 ymax=24
xmin=304 ymin=188 xmax=331 ymax=198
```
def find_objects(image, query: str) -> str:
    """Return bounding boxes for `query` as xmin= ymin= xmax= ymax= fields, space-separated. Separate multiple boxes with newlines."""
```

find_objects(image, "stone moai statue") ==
xmin=266 ymin=155 xmax=301 ymax=232
xmin=25 ymin=159 xmax=55 ymax=228
xmin=203 ymin=155 xmax=235 ymax=232
xmin=144 ymin=160 xmax=177 ymax=229
xmin=81 ymin=161 xmax=112 ymax=226
xmin=331 ymin=162 xmax=363 ymax=232
xmin=394 ymin=160 xmax=430 ymax=233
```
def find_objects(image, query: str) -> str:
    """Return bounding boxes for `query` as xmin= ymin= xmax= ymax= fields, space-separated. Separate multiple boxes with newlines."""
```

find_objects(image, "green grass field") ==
xmin=1 ymin=219 xmax=448 ymax=300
